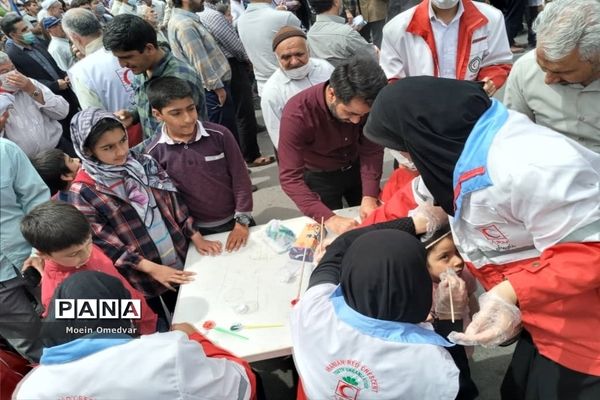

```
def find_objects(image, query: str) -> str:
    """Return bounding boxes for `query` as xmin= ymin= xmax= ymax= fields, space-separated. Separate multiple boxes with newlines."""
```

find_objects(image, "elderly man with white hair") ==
xmin=261 ymin=26 xmax=334 ymax=150
xmin=504 ymin=0 xmax=600 ymax=153
xmin=62 ymin=8 xmax=134 ymax=112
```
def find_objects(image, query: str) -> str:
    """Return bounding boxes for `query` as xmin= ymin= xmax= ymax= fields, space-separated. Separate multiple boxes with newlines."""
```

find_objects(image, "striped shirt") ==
xmin=168 ymin=8 xmax=231 ymax=90
xmin=198 ymin=5 xmax=248 ymax=62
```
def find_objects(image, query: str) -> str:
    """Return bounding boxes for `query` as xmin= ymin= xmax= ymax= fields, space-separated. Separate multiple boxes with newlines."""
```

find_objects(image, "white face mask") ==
xmin=431 ymin=0 xmax=459 ymax=9
xmin=280 ymin=60 xmax=312 ymax=80
xmin=0 ymin=72 xmax=20 ymax=93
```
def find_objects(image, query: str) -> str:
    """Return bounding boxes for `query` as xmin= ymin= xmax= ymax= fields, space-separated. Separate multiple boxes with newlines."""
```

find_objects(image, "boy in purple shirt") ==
xmin=145 ymin=77 xmax=254 ymax=253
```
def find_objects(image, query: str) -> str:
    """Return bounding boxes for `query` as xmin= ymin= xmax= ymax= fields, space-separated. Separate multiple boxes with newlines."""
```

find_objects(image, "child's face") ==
xmin=153 ymin=97 xmax=198 ymax=139
xmin=43 ymin=236 xmax=93 ymax=268
xmin=62 ymin=153 xmax=81 ymax=179
xmin=426 ymin=235 xmax=464 ymax=283
xmin=89 ymin=128 xmax=129 ymax=166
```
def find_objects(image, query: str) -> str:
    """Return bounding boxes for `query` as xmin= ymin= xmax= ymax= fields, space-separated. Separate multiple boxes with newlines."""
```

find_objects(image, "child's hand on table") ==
xmin=191 ymin=232 xmax=223 ymax=256
xmin=138 ymin=259 xmax=196 ymax=291
xmin=225 ymin=223 xmax=249 ymax=253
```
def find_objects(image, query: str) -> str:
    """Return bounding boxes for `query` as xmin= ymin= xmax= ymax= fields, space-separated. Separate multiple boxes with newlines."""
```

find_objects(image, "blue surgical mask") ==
xmin=22 ymin=31 xmax=36 ymax=45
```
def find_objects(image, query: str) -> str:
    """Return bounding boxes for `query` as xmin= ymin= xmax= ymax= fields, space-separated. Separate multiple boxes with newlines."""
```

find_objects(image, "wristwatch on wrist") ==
xmin=234 ymin=214 xmax=253 ymax=227
xmin=31 ymin=89 xmax=40 ymax=97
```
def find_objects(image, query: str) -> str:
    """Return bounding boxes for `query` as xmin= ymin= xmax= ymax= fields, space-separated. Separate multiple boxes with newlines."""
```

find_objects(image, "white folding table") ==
xmin=172 ymin=207 xmax=358 ymax=362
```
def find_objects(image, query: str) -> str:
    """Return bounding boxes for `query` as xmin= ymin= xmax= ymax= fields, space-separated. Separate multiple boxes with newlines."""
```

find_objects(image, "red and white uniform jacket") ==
xmin=291 ymin=284 xmax=460 ymax=399
xmin=380 ymin=0 xmax=512 ymax=88
xmin=452 ymin=100 xmax=600 ymax=376
xmin=362 ymin=174 xmax=430 ymax=226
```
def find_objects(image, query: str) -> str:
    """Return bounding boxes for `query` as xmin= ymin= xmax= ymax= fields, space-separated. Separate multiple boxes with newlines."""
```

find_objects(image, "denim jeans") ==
xmin=205 ymin=81 xmax=239 ymax=144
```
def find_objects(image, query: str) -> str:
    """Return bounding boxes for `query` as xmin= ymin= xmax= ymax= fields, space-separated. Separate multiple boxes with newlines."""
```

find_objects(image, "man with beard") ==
xmin=277 ymin=55 xmax=386 ymax=234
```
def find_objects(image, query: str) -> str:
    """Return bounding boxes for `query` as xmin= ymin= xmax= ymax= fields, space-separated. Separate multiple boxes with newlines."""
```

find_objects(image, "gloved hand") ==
xmin=448 ymin=291 xmax=521 ymax=347
xmin=408 ymin=203 xmax=448 ymax=240
xmin=434 ymin=268 xmax=468 ymax=321
xmin=312 ymin=237 xmax=333 ymax=266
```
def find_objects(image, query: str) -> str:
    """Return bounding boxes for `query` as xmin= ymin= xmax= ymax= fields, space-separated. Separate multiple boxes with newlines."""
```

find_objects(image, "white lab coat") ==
xmin=451 ymin=109 xmax=600 ymax=269
xmin=291 ymin=283 xmax=460 ymax=399
xmin=14 ymin=331 xmax=252 ymax=400
xmin=380 ymin=0 xmax=512 ymax=82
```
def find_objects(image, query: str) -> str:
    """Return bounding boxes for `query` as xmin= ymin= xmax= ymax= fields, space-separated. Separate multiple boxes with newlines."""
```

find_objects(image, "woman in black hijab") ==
xmin=364 ymin=76 xmax=491 ymax=215
xmin=363 ymin=76 xmax=600 ymax=399
xmin=339 ymin=229 xmax=431 ymax=322
xmin=291 ymin=217 xmax=478 ymax=400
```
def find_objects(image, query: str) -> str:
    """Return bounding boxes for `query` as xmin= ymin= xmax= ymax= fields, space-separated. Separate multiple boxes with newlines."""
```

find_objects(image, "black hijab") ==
xmin=364 ymin=77 xmax=492 ymax=215
xmin=42 ymin=271 xmax=134 ymax=347
xmin=340 ymin=230 xmax=432 ymax=323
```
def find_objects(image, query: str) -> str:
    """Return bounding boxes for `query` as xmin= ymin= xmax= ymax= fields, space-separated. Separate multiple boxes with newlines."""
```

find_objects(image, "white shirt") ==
xmin=37 ymin=9 xmax=48 ymax=22
xmin=68 ymin=37 xmax=135 ymax=111
xmin=110 ymin=0 xmax=136 ymax=15
xmin=291 ymin=283 xmax=460 ymax=399
xmin=0 ymin=79 xmax=68 ymax=157
xmin=503 ymin=50 xmax=600 ymax=153
xmin=260 ymin=58 xmax=334 ymax=147
xmin=230 ymin=0 xmax=245 ymax=25
xmin=14 ymin=331 xmax=252 ymax=400
xmin=429 ymin=1 xmax=463 ymax=78
xmin=48 ymin=36 xmax=75 ymax=72
xmin=237 ymin=3 xmax=302 ymax=95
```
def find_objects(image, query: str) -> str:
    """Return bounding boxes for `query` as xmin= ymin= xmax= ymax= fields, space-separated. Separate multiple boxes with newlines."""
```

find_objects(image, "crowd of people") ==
xmin=0 ymin=0 xmax=598 ymax=398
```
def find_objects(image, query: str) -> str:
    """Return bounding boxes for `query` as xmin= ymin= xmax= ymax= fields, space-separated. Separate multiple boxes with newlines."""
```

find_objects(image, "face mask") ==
xmin=128 ymin=0 xmax=137 ymax=6
xmin=0 ymin=72 xmax=20 ymax=93
xmin=95 ymin=3 xmax=106 ymax=14
xmin=431 ymin=0 xmax=459 ymax=9
xmin=281 ymin=61 xmax=311 ymax=80
xmin=21 ymin=31 xmax=36 ymax=45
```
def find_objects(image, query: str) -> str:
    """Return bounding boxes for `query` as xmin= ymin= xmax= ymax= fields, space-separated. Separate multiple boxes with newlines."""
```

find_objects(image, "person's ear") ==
xmin=326 ymin=86 xmax=336 ymax=103
xmin=144 ymin=43 xmax=156 ymax=55
xmin=151 ymin=108 xmax=163 ymax=121
xmin=37 ymin=251 xmax=52 ymax=260
xmin=60 ymin=172 xmax=76 ymax=182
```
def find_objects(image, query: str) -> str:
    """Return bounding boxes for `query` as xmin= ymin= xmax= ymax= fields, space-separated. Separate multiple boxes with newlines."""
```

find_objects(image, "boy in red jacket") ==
xmin=20 ymin=200 xmax=158 ymax=334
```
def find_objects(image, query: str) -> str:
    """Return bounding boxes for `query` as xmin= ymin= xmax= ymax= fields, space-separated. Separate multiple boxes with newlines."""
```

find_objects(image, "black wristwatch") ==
xmin=234 ymin=214 xmax=253 ymax=227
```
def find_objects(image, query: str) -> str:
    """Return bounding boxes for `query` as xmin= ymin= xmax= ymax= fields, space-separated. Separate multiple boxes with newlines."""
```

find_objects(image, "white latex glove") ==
xmin=448 ymin=291 xmax=521 ymax=347
xmin=408 ymin=203 xmax=448 ymax=239
xmin=434 ymin=268 xmax=468 ymax=320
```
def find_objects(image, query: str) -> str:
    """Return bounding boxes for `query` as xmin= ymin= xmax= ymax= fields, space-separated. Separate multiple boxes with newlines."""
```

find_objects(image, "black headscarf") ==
xmin=340 ymin=230 xmax=432 ymax=323
xmin=364 ymin=77 xmax=492 ymax=215
xmin=42 ymin=271 xmax=134 ymax=347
